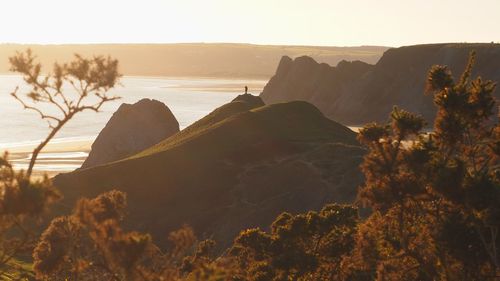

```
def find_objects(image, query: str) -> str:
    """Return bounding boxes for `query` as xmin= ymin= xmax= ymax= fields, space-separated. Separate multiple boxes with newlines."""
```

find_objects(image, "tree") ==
xmin=349 ymin=51 xmax=500 ymax=280
xmin=9 ymin=49 xmax=121 ymax=177
xmin=0 ymin=50 xmax=121 ymax=278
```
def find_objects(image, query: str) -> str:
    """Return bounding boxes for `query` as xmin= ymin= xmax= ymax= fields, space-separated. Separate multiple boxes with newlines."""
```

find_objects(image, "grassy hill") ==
xmin=54 ymin=96 xmax=365 ymax=248
xmin=0 ymin=43 xmax=388 ymax=79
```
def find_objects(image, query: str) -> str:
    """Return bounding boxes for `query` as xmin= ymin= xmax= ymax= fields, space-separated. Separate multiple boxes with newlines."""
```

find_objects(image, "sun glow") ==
xmin=0 ymin=0 xmax=498 ymax=46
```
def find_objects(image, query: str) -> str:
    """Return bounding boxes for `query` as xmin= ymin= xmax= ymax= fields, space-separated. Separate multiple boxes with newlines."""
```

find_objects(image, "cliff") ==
xmin=82 ymin=99 xmax=179 ymax=168
xmin=261 ymin=43 xmax=500 ymax=125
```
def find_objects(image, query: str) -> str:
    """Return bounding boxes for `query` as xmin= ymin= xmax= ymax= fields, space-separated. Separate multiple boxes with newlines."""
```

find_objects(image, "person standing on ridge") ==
xmin=245 ymin=86 xmax=248 ymax=94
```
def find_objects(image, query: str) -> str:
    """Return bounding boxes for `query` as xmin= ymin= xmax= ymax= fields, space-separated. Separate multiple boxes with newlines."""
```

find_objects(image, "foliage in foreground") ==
xmin=0 ymin=49 xmax=120 ymax=279
xmin=228 ymin=204 xmax=358 ymax=280
xmin=202 ymin=51 xmax=499 ymax=281
xmin=33 ymin=190 xmax=198 ymax=280
xmin=349 ymin=51 xmax=500 ymax=280
xmin=1 ymin=50 xmax=500 ymax=281
xmin=32 ymin=190 xmax=359 ymax=281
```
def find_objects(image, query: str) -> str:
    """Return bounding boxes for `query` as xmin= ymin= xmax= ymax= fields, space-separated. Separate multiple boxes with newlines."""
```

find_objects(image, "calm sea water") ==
xmin=0 ymin=75 xmax=266 ymax=147
xmin=0 ymin=75 xmax=266 ymax=173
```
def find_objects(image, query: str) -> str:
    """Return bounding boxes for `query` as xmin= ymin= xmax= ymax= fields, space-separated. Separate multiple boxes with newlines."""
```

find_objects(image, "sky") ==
xmin=1 ymin=0 xmax=499 ymax=47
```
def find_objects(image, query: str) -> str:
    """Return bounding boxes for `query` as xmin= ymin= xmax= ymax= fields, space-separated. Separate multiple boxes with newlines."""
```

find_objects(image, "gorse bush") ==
xmin=34 ymin=191 xmax=178 ymax=280
xmin=349 ymin=51 xmax=500 ymax=280
xmin=0 ymin=153 xmax=60 ymax=279
xmin=228 ymin=204 xmax=359 ymax=280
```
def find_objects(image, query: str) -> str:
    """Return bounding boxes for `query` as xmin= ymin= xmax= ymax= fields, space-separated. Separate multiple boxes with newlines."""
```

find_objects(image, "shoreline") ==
xmin=1 ymin=137 xmax=94 ymax=178
xmin=3 ymin=127 xmax=363 ymax=177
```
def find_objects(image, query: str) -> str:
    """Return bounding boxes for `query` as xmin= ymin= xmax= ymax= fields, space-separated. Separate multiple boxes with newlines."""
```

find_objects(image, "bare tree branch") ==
xmin=9 ymin=49 xmax=122 ymax=178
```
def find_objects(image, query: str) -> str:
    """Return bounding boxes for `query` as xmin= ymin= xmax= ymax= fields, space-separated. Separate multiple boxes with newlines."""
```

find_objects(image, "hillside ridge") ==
xmin=54 ymin=98 xmax=364 ymax=248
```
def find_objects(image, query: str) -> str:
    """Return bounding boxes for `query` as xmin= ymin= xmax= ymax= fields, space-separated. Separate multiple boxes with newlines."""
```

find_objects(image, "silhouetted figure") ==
xmin=245 ymin=86 xmax=248 ymax=94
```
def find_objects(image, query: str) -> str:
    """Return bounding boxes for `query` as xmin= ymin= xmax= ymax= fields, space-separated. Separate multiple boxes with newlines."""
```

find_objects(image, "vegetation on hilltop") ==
xmin=132 ymin=93 xmax=267 ymax=159
xmin=134 ymin=99 xmax=357 ymax=160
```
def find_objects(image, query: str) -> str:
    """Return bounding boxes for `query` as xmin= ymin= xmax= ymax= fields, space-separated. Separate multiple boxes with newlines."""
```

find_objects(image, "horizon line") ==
xmin=0 ymin=41 xmax=394 ymax=48
xmin=0 ymin=41 xmax=498 ymax=48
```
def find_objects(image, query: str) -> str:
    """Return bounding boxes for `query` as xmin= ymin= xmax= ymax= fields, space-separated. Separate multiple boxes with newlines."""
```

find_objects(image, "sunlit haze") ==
xmin=1 ymin=0 xmax=499 ymax=47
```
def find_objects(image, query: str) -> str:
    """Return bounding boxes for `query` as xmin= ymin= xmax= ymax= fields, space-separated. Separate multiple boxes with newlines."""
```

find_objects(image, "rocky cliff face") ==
xmin=261 ymin=43 xmax=500 ymax=125
xmin=82 ymin=99 xmax=179 ymax=168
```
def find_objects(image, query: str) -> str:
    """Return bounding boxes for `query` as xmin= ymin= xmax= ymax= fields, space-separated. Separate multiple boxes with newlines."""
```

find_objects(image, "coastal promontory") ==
xmin=81 ymin=98 xmax=180 ymax=168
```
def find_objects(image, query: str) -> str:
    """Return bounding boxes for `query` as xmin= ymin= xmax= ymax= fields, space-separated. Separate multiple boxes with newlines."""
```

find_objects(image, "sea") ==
xmin=0 ymin=75 xmax=267 ymax=173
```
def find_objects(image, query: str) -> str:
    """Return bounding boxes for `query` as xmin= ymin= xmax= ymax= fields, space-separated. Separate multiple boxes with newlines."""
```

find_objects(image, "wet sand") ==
xmin=1 ymin=137 xmax=93 ymax=178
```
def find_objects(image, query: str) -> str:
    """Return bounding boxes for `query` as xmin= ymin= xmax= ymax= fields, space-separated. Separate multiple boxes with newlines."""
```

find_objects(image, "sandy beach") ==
xmin=0 ymin=136 xmax=94 ymax=178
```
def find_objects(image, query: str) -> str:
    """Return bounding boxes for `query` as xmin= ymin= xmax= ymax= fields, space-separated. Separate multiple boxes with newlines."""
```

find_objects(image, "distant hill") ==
xmin=54 ymin=96 xmax=365 ymax=248
xmin=0 ymin=43 xmax=388 ymax=79
xmin=260 ymin=43 xmax=500 ymax=125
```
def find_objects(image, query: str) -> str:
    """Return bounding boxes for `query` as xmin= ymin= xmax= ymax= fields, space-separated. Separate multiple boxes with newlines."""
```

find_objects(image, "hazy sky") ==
xmin=1 ymin=0 xmax=499 ymax=47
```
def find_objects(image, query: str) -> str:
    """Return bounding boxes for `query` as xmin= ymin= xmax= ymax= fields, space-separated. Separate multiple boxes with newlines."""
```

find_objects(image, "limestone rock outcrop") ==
xmin=82 ymin=99 xmax=179 ymax=168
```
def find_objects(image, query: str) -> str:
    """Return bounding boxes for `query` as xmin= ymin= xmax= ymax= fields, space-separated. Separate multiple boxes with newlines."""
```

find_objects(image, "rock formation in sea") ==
xmin=81 ymin=98 xmax=180 ymax=168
